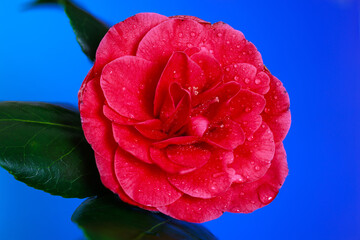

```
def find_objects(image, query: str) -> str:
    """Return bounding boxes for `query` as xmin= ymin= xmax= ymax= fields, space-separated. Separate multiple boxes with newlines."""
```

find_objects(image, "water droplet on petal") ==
xmin=225 ymin=67 xmax=230 ymax=72
xmin=213 ymin=172 xmax=225 ymax=178
xmin=245 ymin=107 xmax=252 ymax=113
xmin=233 ymin=174 xmax=245 ymax=183
xmin=257 ymin=184 xmax=277 ymax=204
xmin=247 ymin=136 xmax=254 ymax=141
xmin=190 ymin=32 xmax=196 ymax=37
xmin=232 ymin=208 xmax=241 ymax=213
xmin=255 ymin=166 xmax=260 ymax=171
xmin=217 ymin=32 xmax=223 ymax=37
xmin=255 ymin=79 xmax=261 ymax=84
xmin=178 ymin=32 xmax=183 ymax=37
xmin=264 ymin=108 xmax=270 ymax=113
xmin=234 ymin=76 xmax=239 ymax=81
xmin=244 ymin=78 xmax=250 ymax=84
xmin=276 ymin=81 xmax=281 ymax=86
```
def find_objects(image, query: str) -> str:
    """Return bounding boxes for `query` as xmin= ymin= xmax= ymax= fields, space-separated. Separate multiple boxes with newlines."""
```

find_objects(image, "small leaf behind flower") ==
xmin=29 ymin=0 xmax=109 ymax=61
xmin=72 ymin=195 xmax=218 ymax=240
xmin=0 ymin=102 xmax=106 ymax=198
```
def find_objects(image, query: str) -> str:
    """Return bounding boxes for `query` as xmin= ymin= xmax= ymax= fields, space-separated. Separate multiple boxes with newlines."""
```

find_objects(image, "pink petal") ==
xmin=236 ymin=114 xmax=263 ymax=138
xmin=263 ymin=75 xmax=290 ymax=115
xmin=114 ymin=148 xmax=182 ymax=207
xmin=157 ymin=191 xmax=232 ymax=223
xmin=79 ymin=79 xmax=119 ymax=194
xmin=94 ymin=153 xmax=119 ymax=193
xmin=79 ymin=79 xmax=117 ymax=164
xmin=229 ymin=122 xmax=275 ymax=183
xmin=190 ymin=48 xmax=223 ymax=90
xmin=205 ymin=119 xmax=245 ymax=150
xmin=115 ymin=180 xmax=157 ymax=211
xmin=100 ymin=56 xmax=161 ymax=121
xmin=153 ymin=136 xmax=199 ymax=149
xmin=153 ymin=52 xmax=205 ymax=116
xmin=149 ymin=146 xmax=194 ymax=174
xmin=263 ymin=110 xmax=291 ymax=143
xmin=170 ymin=15 xmax=209 ymax=24
xmin=134 ymin=119 xmax=168 ymax=140
xmin=224 ymin=63 xmax=270 ymax=95
xmin=187 ymin=115 xmax=210 ymax=137
xmin=168 ymin=150 xmax=234 ymax=199
xmin=228 ymin=142 xmax=288 ymax=213
xmin=103 ymin=105 xmax=139 ymax=125
xmin=228 ymin=90 xmax=265 ymax=136
xmin=78 ymin=67 xmax=95 ymax=103
xmin=112 ymin=124 xmax=153 ymax=164
xmin=229 ymin=89 xmax=266 ymax=119
xmin=262 ymin=74 xmax=291 ymax=142
xmin=204 ymin=25 xmax=263 ymax=70
xmin=253 ymin=71 xmax=271 ymax=94
xmin=166 ymin=143 xmax=211 ymax=168
xmin=191 ymin=81 xmax=241 ymax=121
xmin=136 ymin=18 xmax=208 ymax=66
xmin=163 ymin=90 xmax=191 ymax=135
xmin=94 ymin=13 xmax=168 ymax=73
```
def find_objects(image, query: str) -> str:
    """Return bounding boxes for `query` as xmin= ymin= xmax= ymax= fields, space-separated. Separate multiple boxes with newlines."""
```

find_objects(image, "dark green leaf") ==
xmin=0 ymin=101 xmax=106 ymax=198
xmin=72 ymin=195 xmax=218 ymax=240
xmin=29 ymin=0 xmax=109 ymax=61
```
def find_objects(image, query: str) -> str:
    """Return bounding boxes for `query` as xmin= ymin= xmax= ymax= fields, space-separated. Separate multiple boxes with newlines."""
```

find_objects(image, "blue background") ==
xmin=0 ymin=0 xmax=359 ymax=239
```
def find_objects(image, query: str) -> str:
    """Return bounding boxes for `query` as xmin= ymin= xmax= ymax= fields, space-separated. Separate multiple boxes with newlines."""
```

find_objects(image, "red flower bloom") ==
xmin=79 ymin=13 xmax=291 ymax=223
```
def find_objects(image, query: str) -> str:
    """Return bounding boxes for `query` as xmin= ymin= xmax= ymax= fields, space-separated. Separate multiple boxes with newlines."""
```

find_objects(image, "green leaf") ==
xmin=72 ymin=195 xmax=218 ymax=240
xmin=29 ymin=0 xmax=109 ymax=61
xmin=0 ymin=101 xmax=106 ymax=198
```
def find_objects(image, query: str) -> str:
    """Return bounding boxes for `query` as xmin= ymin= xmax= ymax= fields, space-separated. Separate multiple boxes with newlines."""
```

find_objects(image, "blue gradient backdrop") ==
xmin=0 ymin=0 xmax=359 ymax=239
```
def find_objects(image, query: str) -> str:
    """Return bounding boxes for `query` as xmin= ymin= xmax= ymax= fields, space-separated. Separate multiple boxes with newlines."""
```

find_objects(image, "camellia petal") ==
xmin=224 ymin=63 xmax=270 ymax=95
xmin=94 ymin=13 xmax=168 ymax=73
xmin=157 ymin=190 xmax=232 ymax=223
xmin=101 ymin=56 xmax=160 ymax=121
xmin=229 ymin=123 xmax=275 ymax=183
xmin=94 ymin=153 xmax=119 ymax=193
xmin=204 ymin=25 xmax=263 ymax=70
xmin=114 ymin=148 xmax=182 ymax=207
xmin=112 ymin=123 xmax=153 ymax=164
xmin=136 ymin=18 xmax=208 ymax=66
xmin=103 ymin=104 xmax=139 ymax=125
xmin=228 ymin=142 xmax=288 ymax=213
xmin=262 ymin=110 xmax=291 ymax=143
xmin=205 ymin=119 xmax=245 ymax=150
xmin=168 ymin=150 xmax=234 ymax=199
xmin=263 ymin=75 xmax=290 ymax=115
xmin=166 ymin=143 xmax=211 ymax=168
xmin=190 ymin=48 xmax=223 ymax=90
xmin=134 ymin=119 xmax=168 ymax=140
xmin=79 ymin=79 xmax=117 ymax=162
xmin=149 ymin=146 xmax=195 ymax=174
xmin=154 ymin=52 xmax=205 ymax=116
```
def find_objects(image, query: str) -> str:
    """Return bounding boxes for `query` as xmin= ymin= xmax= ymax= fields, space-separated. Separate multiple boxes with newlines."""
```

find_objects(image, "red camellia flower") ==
xmin=79 ymin=13 xmax=291 ymax=223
